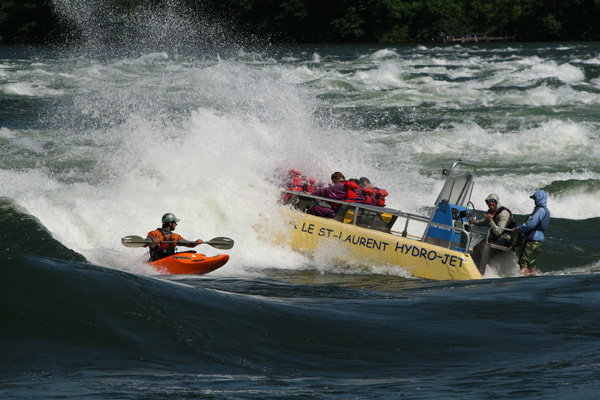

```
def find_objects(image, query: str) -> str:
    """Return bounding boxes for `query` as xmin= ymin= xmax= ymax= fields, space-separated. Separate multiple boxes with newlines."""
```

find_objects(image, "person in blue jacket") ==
xmin=513 ymin=190 xmax=551 ymax=276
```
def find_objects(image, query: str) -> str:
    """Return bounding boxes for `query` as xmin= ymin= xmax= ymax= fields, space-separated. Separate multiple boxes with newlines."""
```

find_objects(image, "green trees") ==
xmin=205 ymin=0 xmax=600 ymax=42
xmin=0 ymin=0 xmax=57 ymax=43
xmin=1 ymin=0 xmax=599 ymax=44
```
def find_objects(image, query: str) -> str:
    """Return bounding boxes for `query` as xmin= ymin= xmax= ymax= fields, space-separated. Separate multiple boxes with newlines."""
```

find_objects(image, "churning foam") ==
xmin=0 ymin=50 xmax=382 ymax=275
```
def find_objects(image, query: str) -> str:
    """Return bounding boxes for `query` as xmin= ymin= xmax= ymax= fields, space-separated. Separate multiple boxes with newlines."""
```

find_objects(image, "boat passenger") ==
xmin=311 ymin=172 xmax=359 ymax=218
xmin=358 ymin=177 xmax=388 ymax=207
xmin=513 ymin=190 xmax=550 ymax=276
xmin=146 ymin=213 xmax=203 ymax=261
xmin=374 ymin=188 xmax=388 ymax=207
xmin=302 ymin=175 xmax=317 ymax=194
xmin=280 ymin=169 xmax=305 ymax=204
xmin=349 ymin=178 xmax=368 ymax=204
xmin=286 ymin=169 xmax=303 ymax=192
xmin=470 ymin=193 xmax=516 ymax=268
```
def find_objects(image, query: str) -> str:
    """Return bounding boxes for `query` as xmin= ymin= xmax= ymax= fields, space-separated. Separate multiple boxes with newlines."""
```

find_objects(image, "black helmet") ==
xmin=161 ymin=213 xmax=180 ymax=224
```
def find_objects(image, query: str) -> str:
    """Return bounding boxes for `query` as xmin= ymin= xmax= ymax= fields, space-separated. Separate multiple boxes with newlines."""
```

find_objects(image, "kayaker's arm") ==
xmin=144 ymin=236 xmax=160 ymax=248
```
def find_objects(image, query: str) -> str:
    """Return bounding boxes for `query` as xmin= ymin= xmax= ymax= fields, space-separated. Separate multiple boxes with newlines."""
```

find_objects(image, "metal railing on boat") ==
xmin=470 ymin=225 xmax=518 ymax=252
xmin=282 ymin=190 xmax=472 ymax=253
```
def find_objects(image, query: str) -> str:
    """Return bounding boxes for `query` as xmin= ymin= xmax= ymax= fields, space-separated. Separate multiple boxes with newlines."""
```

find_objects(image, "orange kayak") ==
xmin=148 ymin=252 xmax=229 ymax=275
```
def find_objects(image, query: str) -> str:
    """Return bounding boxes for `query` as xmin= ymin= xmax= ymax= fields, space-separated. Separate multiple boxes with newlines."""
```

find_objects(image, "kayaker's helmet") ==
xmin=162 ymin=213 xmax=180 ymax=224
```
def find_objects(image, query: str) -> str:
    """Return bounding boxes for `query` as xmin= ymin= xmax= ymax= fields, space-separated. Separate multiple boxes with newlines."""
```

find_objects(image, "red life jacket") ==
xmin=302 ymin=176 xmax=316 ymax=193
xmin=342 ymin=181 xmax=358 ymax=202
xmin=281 ymin=170 xmax=304 ymax=204
xmin=288 ymin=176 xmax=303 ymax=192
xmin=374 ymin=188 xmax=388 ymax=207
xmin=360 ymin=187 xmax=375 ymax=204
xmin=359 ymin=186 xmax=388 ymax=206
xmin=331 ymin=181 xmax=358 ymax=211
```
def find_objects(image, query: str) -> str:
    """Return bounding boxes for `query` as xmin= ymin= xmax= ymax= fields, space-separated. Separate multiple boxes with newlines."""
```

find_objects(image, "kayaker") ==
xmin=146 ymin=213 xmax=203 ymax=261
xmin=513 ymin=190 xmax=551 ymax=276
xmin=469 ymin=193 xmax=516 ymax=268
xmin=311 ymin=172 xmax=359 ymax=218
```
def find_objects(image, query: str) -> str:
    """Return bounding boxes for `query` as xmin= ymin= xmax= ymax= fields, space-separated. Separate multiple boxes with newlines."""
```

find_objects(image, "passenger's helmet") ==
xmin=161 ymin=213 xmax=180 ymax=224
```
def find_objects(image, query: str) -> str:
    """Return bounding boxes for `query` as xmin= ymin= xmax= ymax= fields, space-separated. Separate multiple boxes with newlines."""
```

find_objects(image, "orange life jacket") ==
xmin=302 ymin=176 xmax=316 ymax=193
xmin=374 ymin=188 xmax=388 ymax=207
xmin=360 ymin=187 xmax=388 ymax=206
xmin=343 ymin=181 xmax=358 ymax=202
xmin=281 ymin=170 xmax=304 ymax=204
xmin=288 ymin=175 xmax=303 ymax=192
xmin=332 ymin=181 xmax=359 ymax=211
xmin=147 ymin=228 xmax=184 ymax=261
xmin=360 ymin=187 xmax=375 ymax=204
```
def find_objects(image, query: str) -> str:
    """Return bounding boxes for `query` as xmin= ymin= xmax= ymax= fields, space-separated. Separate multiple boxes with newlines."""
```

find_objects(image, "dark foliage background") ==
xmin=1 ymin=0 xmax=600 ymax=44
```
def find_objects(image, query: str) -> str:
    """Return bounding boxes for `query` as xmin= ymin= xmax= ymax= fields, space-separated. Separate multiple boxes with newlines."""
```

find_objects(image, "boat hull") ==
xmin=149 ymin=252 xmax=229 ymax=275
xmin=286 ymin=211 xmax=482 ymax=280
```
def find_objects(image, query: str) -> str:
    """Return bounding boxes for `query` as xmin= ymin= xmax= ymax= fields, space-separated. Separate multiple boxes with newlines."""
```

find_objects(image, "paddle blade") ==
xmin=121 ymin=235 xmax=151 ymax=247
xmin=204 ymin=236 xmax=234 ymax=250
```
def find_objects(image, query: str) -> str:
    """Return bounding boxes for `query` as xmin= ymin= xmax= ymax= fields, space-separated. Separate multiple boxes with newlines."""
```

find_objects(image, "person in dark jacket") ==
xmin=514 ymin=190 xmax=550 ymax=276
xmin=470 ymin=193 xmax=516 ymax=268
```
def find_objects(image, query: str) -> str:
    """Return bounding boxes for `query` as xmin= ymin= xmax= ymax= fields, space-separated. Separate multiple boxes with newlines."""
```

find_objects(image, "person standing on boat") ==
xmin=470 ymin=193 xmax=516 ymax=268
xmin=513 ymin=190 xmax=550 ymax=276
xmin=311 ymin=172 xmax=359 ymax=218
xmin=146 ymin=213 xmax=203 ymax=261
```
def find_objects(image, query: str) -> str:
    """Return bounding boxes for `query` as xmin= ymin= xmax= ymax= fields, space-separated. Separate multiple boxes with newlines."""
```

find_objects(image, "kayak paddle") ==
xmin=121 ymin=235 xmax=234 ymax=250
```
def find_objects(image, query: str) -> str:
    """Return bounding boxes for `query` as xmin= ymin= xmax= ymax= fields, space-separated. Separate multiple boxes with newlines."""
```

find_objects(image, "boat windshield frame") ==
xmin=434 ymin=160 xmax=476 ymax=209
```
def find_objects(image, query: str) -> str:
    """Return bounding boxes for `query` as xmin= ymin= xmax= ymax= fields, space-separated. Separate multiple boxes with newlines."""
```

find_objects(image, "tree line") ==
xmin=1 ymin=0 xmax=600 ymax=44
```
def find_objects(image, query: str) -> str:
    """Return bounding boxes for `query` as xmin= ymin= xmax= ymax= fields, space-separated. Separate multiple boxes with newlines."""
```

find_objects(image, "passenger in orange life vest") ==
xmin=146 ymin=213 xmax=203 ymax=261
xmin=311 ymin=172 xmax=359 ymax=218
xmin=286 ymin=169 xmax=304 ymax=192
xmin=302 ymin=175 xmax=317 ymax=194
xmin=281 ymin=169 xmax=304 ymax=204
xmin=349 ymin=178 xmax=368 ymax=203
xmin=358 ymin=177 xmax=388 ymax=207
xmin=281 ymin=169 xmax=319 ymax=201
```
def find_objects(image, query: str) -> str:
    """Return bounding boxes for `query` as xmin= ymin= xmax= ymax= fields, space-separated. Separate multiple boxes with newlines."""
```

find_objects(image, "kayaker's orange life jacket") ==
xmin=147 ymin=228 xmax=184 ymax=261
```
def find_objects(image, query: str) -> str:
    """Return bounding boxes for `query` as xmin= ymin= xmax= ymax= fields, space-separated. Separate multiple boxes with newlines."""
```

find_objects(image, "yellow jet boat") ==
xmin=281 ymin=161 xmax=483 ymax=280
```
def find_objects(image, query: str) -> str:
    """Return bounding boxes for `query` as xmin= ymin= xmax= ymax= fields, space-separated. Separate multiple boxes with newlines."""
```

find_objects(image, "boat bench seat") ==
xmin=335 ymin=205 xmax=397 ymax=233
